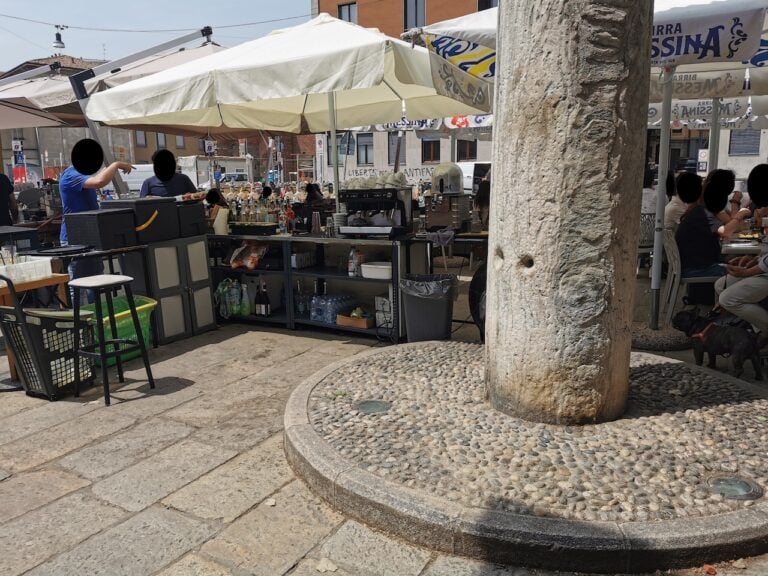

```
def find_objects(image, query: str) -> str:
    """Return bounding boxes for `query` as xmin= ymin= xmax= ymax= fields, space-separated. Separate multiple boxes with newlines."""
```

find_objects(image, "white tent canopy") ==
xmin=0 ymin=99 xmax=64 ymax=129
xmin=86 ymin=14 xmax=484 ymax=134
xmin=0 ymin=43 xmax=223 ymax=114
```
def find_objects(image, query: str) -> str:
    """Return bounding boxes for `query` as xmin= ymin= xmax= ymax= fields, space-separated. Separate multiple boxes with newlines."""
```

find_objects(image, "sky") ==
xmin=0 ymin=0 xmax=312 ymax=72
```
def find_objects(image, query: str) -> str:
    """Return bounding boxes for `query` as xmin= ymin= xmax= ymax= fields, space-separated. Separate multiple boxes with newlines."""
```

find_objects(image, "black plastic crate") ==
xmin=106 ymin=198 xmax=179 ymax=243
xmin=0 ymin=226 xmax=39 ymax=251
xmin=177 ymin=202 xmax=207 ymax=237
xmin=65 ymin=209 xmax=137 ymax=250
xmin=0 ymin=307 xmax=95 ymax=400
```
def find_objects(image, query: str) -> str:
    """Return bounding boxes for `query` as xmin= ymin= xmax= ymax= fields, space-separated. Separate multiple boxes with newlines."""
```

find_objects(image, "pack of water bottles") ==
xmin=214 ymin=278 xmax=251 ymax=319
xmin=310 ymin=294 xmax=356 ymax=325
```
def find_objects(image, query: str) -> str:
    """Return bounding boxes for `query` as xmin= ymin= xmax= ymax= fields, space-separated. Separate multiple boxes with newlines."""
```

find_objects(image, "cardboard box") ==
xmin=336 ymin=313 xmax=374 ymax=329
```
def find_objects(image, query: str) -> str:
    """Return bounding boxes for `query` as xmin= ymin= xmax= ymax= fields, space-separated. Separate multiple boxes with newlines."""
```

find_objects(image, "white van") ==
xmin=118 ymin=164 xmax=155 ymax=195
xmin=456 ymin=161 xmax=491 ymax=194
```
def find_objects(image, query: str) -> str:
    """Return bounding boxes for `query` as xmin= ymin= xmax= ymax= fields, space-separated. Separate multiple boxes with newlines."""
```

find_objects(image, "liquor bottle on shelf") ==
xmin=262 ymin=279 xmax=271 ymax=316
xmin=296 ymin=280 xmax=305 ymax=317
xmin=254 ymin=280 xmax=265 ymax=316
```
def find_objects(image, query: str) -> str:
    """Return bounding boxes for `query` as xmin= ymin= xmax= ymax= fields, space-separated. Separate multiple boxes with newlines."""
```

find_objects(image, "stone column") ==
xmin=485 ymin=1 xmax=652 ymax=424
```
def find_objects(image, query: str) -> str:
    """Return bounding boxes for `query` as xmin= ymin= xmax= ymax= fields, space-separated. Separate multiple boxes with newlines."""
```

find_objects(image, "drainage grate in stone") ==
xmin=707 ymin=476 xmax=763 ymax=501
xmin=354 ymin=400 xmax=391 ymax=414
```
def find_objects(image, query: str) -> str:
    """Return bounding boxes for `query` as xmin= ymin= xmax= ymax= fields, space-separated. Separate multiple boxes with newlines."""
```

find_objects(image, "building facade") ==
xmin=312 ymin=0 xmax=497 ymax=186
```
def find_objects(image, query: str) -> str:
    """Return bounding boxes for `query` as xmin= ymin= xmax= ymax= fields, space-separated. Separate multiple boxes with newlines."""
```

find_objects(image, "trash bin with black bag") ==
xmin=399 ymin=274 xmax=457 ymax=342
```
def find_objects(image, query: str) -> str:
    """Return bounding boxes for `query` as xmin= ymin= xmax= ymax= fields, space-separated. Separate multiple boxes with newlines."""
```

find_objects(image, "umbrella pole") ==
xmin=709 ymin=97 xmax=721 ymax=170
xmin=328 ymin=91 xmax=341 ymax=213
xmin=649 ymin=65 xmax=675 ymax=330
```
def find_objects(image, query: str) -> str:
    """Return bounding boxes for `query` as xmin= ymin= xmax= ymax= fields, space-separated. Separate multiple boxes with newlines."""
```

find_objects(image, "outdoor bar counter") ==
xmin=207 ymin=233 xmax=431 ymax=343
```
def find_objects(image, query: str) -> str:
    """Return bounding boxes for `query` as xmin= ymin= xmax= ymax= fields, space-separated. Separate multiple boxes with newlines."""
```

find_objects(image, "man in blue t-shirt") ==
xmin=140 ymin=149 xmax=200 ymax=200
xmin=60 ymin=138 xmax=133 ymax=245
xmin=61 ymin=139 xmax=132 ymax=300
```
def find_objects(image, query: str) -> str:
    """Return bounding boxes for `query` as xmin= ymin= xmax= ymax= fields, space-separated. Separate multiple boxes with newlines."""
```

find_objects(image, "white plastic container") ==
xmin=0 ymin=256 xmax=53 ymax=287
xmin=360 ymin=261 xmax=392 ymax=280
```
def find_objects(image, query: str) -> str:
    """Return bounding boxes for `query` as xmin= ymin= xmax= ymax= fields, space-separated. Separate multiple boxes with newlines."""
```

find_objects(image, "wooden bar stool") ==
xmin=69 ymin=274 xmax=154 ymax=406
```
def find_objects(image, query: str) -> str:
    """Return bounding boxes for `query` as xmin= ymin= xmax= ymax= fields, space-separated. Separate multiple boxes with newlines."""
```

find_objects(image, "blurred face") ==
xmin=71 ymin=139 xmax=104 ymax=175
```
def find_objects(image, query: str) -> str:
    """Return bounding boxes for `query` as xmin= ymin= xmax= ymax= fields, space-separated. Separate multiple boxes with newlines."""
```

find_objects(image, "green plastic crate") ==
xmin=82 ymin=295 xmax=156 ymax=366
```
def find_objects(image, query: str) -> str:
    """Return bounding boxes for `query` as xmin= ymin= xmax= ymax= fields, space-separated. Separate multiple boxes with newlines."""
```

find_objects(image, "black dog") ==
xmin=672 ymin=308 xmax=763 ymax=380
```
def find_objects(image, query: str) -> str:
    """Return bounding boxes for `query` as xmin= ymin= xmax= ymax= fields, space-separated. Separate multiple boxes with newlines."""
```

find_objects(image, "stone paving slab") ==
xmin=0 ymin=492 xmax=127 ymax=576
xmin=201 ymin=480 xmax=343 ymax=576
xmin=25 ymin=506 xmax=215 ymax=576
xmin=163 ymin=433 xmax=293 ymax=522
xmin=155 ymin=553 xmax=234 ymax=576
xmin=287 ymin=559 xmax=353 ymax=576
xmin=0 ymin=400 xmax=97 ymax=447
xmin=0 ymin=391 xmax=41 ymax=419
xmin=315 ymin=520 xmax=431 ymax=576
xmin=0 ymin=468 xmax=89 ymax=524
xmin=107 ymin=377 xmax=203 ymax=419
xmin=92 ymin=439 xmax=237 ymax=512
xmin=0 ymin=409 xmax=135 ymax=473
xmin=191 ymin=397 xmax=285 ymax=451
xmin=57 ymin=418 xmax=194 ymax=480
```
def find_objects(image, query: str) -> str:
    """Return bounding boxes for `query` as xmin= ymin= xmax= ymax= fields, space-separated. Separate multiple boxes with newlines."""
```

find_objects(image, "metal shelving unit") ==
xmin=207 ymin=234 xmax=425 ymax=343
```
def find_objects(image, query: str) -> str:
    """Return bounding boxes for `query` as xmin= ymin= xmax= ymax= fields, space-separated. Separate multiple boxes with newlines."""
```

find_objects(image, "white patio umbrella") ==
xmin=86 ymin=13 xmax=485 ymax=206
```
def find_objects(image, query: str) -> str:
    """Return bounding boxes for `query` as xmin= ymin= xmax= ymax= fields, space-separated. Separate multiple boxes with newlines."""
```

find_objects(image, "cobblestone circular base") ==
xmin=285 ymin=343 xmax=768 ymax=573
xmin=631 ymin=321 xmax=692 ymax=351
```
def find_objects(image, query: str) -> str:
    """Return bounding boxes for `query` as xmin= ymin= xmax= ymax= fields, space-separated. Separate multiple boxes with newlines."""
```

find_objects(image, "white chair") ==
xmin=662 ymin=230 xmax=721 ymax=325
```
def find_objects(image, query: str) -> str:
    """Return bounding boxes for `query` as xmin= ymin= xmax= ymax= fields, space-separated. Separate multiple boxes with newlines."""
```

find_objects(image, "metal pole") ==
xmin=328 ymin=91 xmax=340 ymax=212
xmin=0 ymin=63 xmax=60 ymax=89
xmin=709 ymin=97 xmax=721 ymax=170
xmin=650 ymin=66 xmax=675 ymax=330
xmin=67 ymin=27 xmax=213 ymax=199
xmin=450 ymin=131 xmax=457 ymax=162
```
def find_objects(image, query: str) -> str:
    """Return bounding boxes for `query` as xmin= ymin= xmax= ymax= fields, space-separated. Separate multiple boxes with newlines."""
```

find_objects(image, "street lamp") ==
xmin=52 ymin=25 xmax=66 ymax=50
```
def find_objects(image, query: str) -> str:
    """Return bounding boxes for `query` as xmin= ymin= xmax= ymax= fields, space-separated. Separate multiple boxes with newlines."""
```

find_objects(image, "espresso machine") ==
xmin=338 ymin=189 xmax=412 ymax=238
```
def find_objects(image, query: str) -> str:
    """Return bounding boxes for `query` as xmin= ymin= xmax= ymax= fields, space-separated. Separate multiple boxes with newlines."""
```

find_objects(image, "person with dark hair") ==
xmin=304 ymin=182 xmax=324 ymax=204
xmin=261 ymin=185 xmax=273 ymax=201
xmin=674 ymin=169 xmax=745 ymax=278
xmin=205 ymin=188 xmax=228 ymax=227
xmin=666 ymin=171 xmax=699 ymax=230
xmin=60 ymin=139 xmax=133 ymax=299
xmin=140 ymin=149 xmax=199 ymax=200
xmin=716 ymin=164 xmax=768 ymax=342
xmin=61 ymin=138 xmax=133 ymax=246
xmin=704 ymin=169 xmax=751 ymax=236
xmin=0 ymin=172 xmax=18 ymax=226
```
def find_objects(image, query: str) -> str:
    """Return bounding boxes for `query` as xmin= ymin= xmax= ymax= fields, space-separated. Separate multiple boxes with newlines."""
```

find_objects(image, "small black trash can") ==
xmin=400 ymin=274 xmax=457 ymax=342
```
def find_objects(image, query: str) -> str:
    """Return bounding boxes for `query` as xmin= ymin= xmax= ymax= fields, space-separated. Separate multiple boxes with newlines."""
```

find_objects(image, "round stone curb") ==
xmin=631 ymin=322 xmax=692 ymax=351
xmin=284 ymin=344 xmax=768 ymax=574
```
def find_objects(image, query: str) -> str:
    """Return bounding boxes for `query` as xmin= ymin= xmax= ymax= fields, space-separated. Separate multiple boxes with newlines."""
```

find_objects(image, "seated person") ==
xmin=141 ymin=150 xmax=202 ymax=201
xmin=675 ymin=170 xmax=741 ymax=278
xmin=703 ymin=169 xmax=751 ymax=235
xmin=716 ymin=164 xmax=768 ymax=343
xmin=664 ymin=171 xmax=688 ymax=230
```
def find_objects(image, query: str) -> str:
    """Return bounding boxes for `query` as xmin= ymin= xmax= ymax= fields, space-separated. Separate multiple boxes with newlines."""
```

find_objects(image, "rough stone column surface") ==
xmin=486 ymin=0 xmax=652 ymax=424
